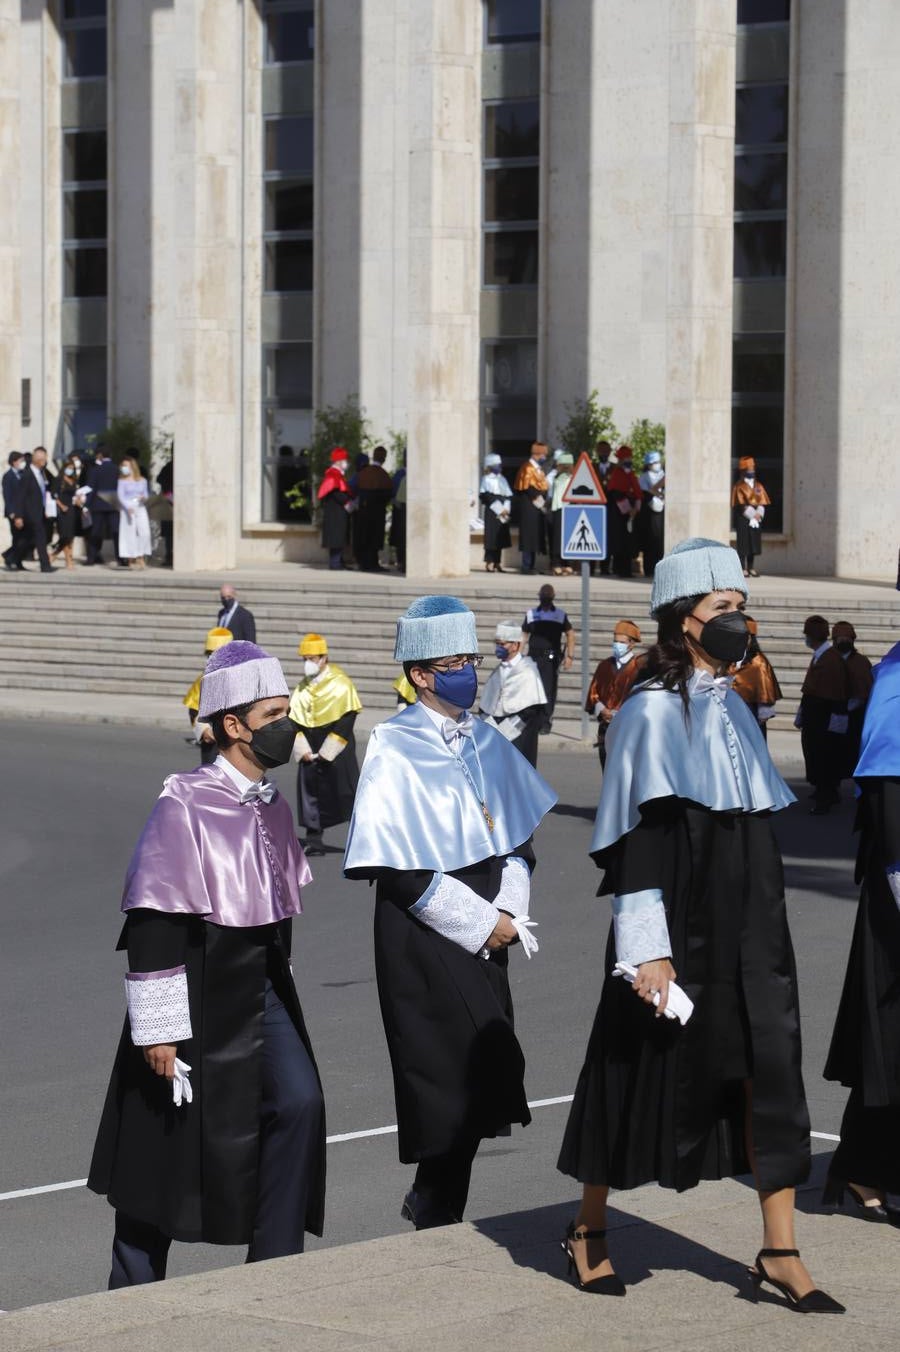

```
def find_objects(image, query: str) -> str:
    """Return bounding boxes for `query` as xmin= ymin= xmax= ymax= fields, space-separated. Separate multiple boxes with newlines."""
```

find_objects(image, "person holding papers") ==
xmin=479 ymin=452 xmax=513 ymax=573
xmin=479 ymin=619 xmax=547 ymax=767
xmin=289 ymin=633 xmax=362 ymax=855
xmin=557 ymin=538 xmax=843 ymax=1315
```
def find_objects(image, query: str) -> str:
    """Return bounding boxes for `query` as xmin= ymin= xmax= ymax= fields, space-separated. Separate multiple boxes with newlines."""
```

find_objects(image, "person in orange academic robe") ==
xmin=585 ymin=619 xmax=646 ymax=767
xmin=514 ymin=442 xmax=549 ymax=574
xmin=731 ymin=616 xmax=783 ymax=742
xmin=731 ymin=456 xmax=771 ymax=577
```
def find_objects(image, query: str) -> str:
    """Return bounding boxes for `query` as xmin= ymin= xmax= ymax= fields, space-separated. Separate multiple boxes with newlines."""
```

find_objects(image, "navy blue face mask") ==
xmin=432 ymin=664 xmax=478 ymax=710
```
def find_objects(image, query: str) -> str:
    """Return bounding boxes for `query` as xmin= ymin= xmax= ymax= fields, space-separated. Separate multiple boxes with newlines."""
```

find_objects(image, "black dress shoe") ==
xmin=562 ymin=1224 xmax=626 ymax=1297
xmin=824 ymin=1177 xmax=900 ymax=1224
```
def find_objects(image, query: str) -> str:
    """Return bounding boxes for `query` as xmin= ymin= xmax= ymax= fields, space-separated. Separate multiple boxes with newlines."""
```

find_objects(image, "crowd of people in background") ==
xmin=479 ymin=439 xmax=776 ymax=581
xmin=2 ymin=444 xmax=173 ymax=574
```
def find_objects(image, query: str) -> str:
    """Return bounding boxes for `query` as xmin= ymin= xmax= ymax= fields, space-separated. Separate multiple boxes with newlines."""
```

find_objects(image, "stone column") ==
xmin=0 ymin=0 xmax=21 ymax=453
xmin=664 ymin=2 xmax=736 ymax=547
xmin=172 ymin=0 xmax=243 ymax=571
xmin=405 ymin=0 xmax=480 ymax=579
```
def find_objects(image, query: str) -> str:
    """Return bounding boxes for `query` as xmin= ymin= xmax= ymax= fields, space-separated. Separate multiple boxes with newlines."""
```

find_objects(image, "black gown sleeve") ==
xmin=591 ymin=801 xmax=673 ymax=900
xmin=876 ymin=778 xmax=900 ymax=872
xmin=120 ymin=908 xmax=190 ymax=972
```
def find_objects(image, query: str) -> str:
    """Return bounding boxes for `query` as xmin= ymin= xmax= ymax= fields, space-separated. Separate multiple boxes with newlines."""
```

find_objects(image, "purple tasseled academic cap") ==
xmin=198 ymin=640 xmax=290 ymax=718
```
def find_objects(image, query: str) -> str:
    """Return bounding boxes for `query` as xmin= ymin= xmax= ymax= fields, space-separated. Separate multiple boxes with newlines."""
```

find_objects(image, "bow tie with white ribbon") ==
xmin=240 ymin=780 xmax=277 ymax=805
xmin=442 ymin=713 xmax=474 ymax=743
xmin=692 ymin=671 xmax=733 ymax=696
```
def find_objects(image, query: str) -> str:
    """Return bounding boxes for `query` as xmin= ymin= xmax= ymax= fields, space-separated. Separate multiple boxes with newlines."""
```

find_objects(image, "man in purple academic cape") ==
xmin=88 ymin=642 xmax=325 ymax=1287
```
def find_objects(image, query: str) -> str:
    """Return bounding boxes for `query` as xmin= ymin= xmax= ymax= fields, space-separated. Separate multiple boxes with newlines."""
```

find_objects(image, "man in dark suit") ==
xmin=10 ymin=446 xmax=54 ymax=572
xmin=217 ymin=584 xmax=256 ymax=641
xmin=85 ymin=446 xmax=122 ymax=566
xmin=3 ymin=451 xmax=28 ymax=571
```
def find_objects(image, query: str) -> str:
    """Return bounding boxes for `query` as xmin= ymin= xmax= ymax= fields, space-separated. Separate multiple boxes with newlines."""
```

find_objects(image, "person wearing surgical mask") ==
xmin=317 ymin=446 xmax=355 ymax=570
xmin=731 ymin=456 xmax=771 ymax=578
xmin=88 ymin=641 xmax=325 ymax=1287
xmin=288 ymin=633 xmax=362 ymax=855
xmin=344 ymin=595 xmax=557 ymax=1231
xmin=584 ymin=619 xmax=646 ymax=767
xmin=559 ymin=539 xmax=842 ymax=1314
xmin=479 ymin=620 xmax=548 ymax=767
xmin=216 ymin=583 xmax=256 ymax=642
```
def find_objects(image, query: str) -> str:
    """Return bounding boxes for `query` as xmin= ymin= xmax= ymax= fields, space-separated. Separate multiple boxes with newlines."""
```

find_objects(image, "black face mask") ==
xmin=692 ymin=611 xmax=749 ymax=665
xmin=834 ymin=640 xmax=853 ymax=656
xmin=241 ymin=715 xmax=298 ymax=769
xmin=220 ymin=595 xmax=230 ymax=609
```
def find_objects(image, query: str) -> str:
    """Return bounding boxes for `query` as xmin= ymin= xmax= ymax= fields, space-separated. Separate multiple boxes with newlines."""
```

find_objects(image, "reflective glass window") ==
xmin=64 ymin=247 xmax=107 ymax=297
xmin=733 ymin=220 xmax=787 ymax=278
xmin=484 ymin=230 xmax=538 ymax=286
xmin=265 ymin=117 xmax=314 ymax=176
xmin=63 ymin=0 xmax=106 ymax=17
xmin=264 ymin=344 xmax=313 ymax=404
xmin=64 ymin=189 xmax=107 ymax=241
xmin=483 ymin=340 xmax=538 ymax=400
xmin=63 ymin=131 xmax=107 ymax=184
xmin=734 ymin=153 xmax=787 ymax=212
xmin=485 ymin=0 xmax=541 ymax=45
xmin=64 ymin=346 xmax=107 ymax=400
xmin=64 ymin=26 xmax=107 ymax=78
xmin=265 ymin=181 xmax=314 ymax=233
xmin=484 ymin=166 xmax=540 ymax=223
xmin=265 ymin=5 xmax=315 ymax=64
xmin=265 ymin=239 xmax=313 ymax=292
xmin=485 ymin=101 xmax=540 ymax=159
xmin=735 ymin=84 xmax=788 ymax=146
xmin=732 ymin=335 xmax=785 ymax=393
xmin=737 ymin=0 xmax=790 ymax=23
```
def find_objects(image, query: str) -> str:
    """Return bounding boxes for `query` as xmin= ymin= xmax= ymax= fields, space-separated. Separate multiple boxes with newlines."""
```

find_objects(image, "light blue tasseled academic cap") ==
xmin=394 ymin=595 xmax=479 ymax=663
xmin=649 ymin=537 xmax=747 ymax=617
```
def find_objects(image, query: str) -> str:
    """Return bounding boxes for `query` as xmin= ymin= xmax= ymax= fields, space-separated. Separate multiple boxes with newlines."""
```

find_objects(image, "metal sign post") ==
xmin=560 ymin=454 xmax=608 ymax=742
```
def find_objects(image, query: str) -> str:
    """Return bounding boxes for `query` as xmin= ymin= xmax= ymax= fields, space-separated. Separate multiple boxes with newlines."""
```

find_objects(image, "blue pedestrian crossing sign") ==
xmin=561 ymin=504 xmax=606 ymax=560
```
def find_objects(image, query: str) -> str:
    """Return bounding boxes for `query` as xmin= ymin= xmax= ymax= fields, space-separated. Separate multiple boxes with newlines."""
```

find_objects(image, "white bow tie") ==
xmin=240 ymin=780 xmax=277 ymax=805
xmin=442 ymin=713 xmax=474 ymax=743
xmin=692 ymin=671 xmax=733 ymax=696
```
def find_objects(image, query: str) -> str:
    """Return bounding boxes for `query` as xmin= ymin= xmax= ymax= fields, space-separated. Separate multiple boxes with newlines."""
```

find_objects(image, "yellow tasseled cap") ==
xmin=298 ymin=633 xmax=328 ymax=657
xmin=205 ymin=627 xmax=234 ymax=653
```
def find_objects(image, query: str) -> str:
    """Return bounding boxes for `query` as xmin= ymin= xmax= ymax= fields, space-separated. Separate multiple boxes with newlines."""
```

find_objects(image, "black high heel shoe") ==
xmin=823 ymin=1177 xmax=900 ymax=1225
xmin=748 ymin=1248 xmax=845 ymax=1314
xmin=561 ymin=1223 xmax=626 ymax=1296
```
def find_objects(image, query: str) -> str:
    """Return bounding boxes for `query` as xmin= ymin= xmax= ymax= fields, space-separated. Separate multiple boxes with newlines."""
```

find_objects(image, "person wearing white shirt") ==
xmin=479 ymin=620 xmax=547 ymax=767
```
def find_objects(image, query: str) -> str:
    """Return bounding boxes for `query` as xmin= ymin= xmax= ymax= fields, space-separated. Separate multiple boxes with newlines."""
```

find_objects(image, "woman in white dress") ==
xmin=117 ymin=455 xmax=152 ymax=568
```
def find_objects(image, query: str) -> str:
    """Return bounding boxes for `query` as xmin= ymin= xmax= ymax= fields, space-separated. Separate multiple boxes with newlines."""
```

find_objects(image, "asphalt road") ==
xmin=0 ymin=721 xmax=859 ymax=1312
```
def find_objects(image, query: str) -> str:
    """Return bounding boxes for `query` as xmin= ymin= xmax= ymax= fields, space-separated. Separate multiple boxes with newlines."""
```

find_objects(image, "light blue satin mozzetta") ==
xmin=853 ymin=639 xmax=900 ymax=779
xmin=591 ymin=669 xmax=796 ymax=854
xmin=121 ymin=763 xmax=312 ymax=926
xmin=344 ymin=700 xmax=558 ymax=873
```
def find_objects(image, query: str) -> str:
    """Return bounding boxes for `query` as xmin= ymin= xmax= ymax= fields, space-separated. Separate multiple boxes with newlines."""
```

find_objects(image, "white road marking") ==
xmin=0 ymin=1102 xmax=841 ymax=1203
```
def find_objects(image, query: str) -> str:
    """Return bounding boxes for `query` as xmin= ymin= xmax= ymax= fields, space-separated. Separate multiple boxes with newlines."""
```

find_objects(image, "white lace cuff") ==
xmin=410 ymin=873 xmax=498 ymax=955
xmin=886 ymin=868 xmax=900 ymax=912
xmin=494 ymin=856 xmax=531 ymax=918
xmin=125 ymin=967 xmax=193 ymax=1046
xmin=612 ymin=889 xmax=672 ymax=967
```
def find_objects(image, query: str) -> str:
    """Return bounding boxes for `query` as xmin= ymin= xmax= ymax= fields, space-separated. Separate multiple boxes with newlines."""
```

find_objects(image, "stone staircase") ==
xmin=1 ymin=568 xmax=898 ymax=728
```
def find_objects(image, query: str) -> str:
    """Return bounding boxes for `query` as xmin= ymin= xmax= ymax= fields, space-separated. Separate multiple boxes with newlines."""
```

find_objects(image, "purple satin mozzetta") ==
xmin=121 ymin=763 xmax=312 ymax=928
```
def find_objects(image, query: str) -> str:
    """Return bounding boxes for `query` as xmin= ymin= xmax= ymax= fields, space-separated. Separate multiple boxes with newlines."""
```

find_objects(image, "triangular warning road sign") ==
xmin=563 ymin=509 xmax=602 ymax=555
xmin=560 ymin=451 xmax=606 ymax=504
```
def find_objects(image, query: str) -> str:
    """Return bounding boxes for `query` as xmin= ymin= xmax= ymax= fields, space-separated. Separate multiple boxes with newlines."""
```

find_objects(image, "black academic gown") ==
xmin=558 ymin=799 xmax=810 ymax=1194
xmin=295 ymin=710 xmax=360 ymax=832
xmin=352 ymin=846 xmax=535 ymax=1164
xmin=826 ymin=782 xmax=900 ymax=1090
xmin=480 ymin=491 xmax=512 ymax=554
xmin=88 ymin=910 xmax=326 ymax=1244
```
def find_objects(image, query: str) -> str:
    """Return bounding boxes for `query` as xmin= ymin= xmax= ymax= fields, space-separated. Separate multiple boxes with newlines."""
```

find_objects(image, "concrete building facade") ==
xmin=1 ymin=0 xmax=898 ymax=578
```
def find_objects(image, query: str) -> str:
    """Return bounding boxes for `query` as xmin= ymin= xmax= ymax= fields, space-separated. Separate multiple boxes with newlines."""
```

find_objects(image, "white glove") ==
xmin=743 ymin=506 xmax=756 ymax=521
xmin=612 ymin=962 xmax=693 ymax=1025
xmin=172 ymin=1058 xmax=193 ymax=1107
xmin=510 ymin=916 xmax=539 ymax=959
xmin=749 ymin=517 xmax=760 ymax=528
xmin=828 ymin=713 xmax=849 ymax=735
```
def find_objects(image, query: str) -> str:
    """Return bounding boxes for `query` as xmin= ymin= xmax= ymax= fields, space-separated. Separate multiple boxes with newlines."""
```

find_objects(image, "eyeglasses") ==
xmin=425 ymin=654 xmax=483 ymax=673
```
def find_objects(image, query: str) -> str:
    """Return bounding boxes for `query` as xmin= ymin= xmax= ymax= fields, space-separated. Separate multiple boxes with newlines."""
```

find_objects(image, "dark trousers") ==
xmin=800 ymin=695 xmax=844 ymax=807
xmin=405 ymin=1140 xmax=479 ymax=1229
xmin=328 ymin=547 xmax=344 ymax=570
xmin=3 ymin=519 xmax=29 ymax=567
xmin=521 ymin=551 xmax=536 ymax=572
xmin=14 ymin=518 xmax=51 ymax=570
xmin=87 ymin=511 xmax=121 ymax=565
xmin=109 ymin=981 xmax=323 ymax=1287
